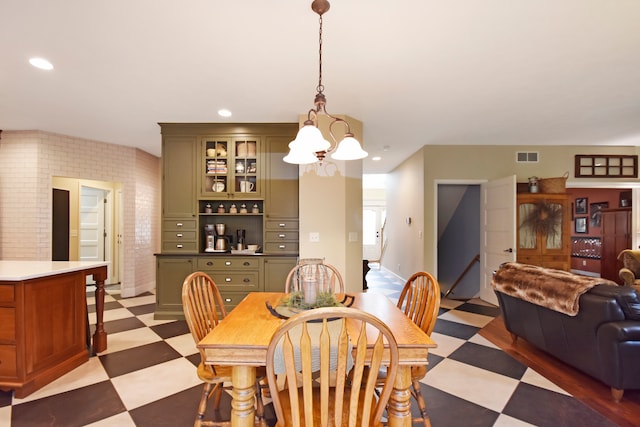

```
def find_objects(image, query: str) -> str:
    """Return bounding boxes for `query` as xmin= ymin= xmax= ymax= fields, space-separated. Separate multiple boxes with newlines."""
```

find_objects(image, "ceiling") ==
xmin=2 ymin=1 xmax=640 ymax=174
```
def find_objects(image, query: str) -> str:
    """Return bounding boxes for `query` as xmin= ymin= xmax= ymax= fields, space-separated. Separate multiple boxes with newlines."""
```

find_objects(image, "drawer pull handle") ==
xmin=207 ymin=261 xmax=214 ymax=266
xmin=243 ymin=262 xmax=250 ymax=266
xmin=225 ymin=261 xmax=232 ymax=266
xmin=225 ymin=277 xmax=232 ymax=282
xmin=225 ymin=298 xmax=232 ymax=302
xmin=243 ymin=278 xmax=250 ymax=283
xmin=278 ymin=223 xmax=286 ymax=228
xmin=278 ymin=234 xmax=286 ymax=238
xmin=176 ymin=244 xmax=183 ymax=248
xmin=279 ymin=245 xmax=286 ymax=249
xmin=176 ymin=223 xmax=183 ymax=227
xmin=176 ymin=233 xmax=183 ymax=238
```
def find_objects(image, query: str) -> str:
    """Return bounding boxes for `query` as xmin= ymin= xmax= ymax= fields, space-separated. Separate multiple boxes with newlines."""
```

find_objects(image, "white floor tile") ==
xmin=110 ymin=358 xmax=202 ymax=410
xmin=439 ymin=298 xmax=465 ymax=310
xmin=428 ymin=332 xmax=467 ymax=358
xmin=425 ymin=358 xmax=519 ymax=413
xmin=96 ymin=327 xmax=162 ymax=355
xmin=0 ymin=406 xmax=11 ymax=427
xmin=493 ymin=413 xmax=537 ymax=426
xmin=468 ymin=333 xmax=500 ymax=349
xmin=165 ymin=333 xmax=199 ymax=357
xmin=86 ymin=294 xmax=117 ymax=305
xmin=118 ymin=294 xmax=156 ymax=307
xmin=12 ymin=357 xmax=109 ymax=404
xmin=84 ymin=410 xmax=137 ymax=426
xmin=137 ymin=312 xmax=179 ymax=327
xmin=437 ymin=309 xmax=494 ymax=328
xmin=521 ymin=368 xmax=571 ymax=396
xmin=89 ymin=307 xmax=135 ymax=324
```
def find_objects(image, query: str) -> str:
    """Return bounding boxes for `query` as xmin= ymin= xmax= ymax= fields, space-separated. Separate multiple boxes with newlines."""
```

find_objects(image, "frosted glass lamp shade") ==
xmin=330 ymin=135 xmax=368 ymax=160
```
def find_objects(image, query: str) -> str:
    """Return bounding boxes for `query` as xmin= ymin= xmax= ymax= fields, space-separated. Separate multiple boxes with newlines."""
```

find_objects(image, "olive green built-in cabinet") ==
xmin=156 ymin=123 xmax=300 ymax=319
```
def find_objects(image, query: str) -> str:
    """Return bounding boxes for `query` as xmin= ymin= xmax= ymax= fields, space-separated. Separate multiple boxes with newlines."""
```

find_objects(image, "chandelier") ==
xmin=283 ymin=0 xmax=368 ymax=165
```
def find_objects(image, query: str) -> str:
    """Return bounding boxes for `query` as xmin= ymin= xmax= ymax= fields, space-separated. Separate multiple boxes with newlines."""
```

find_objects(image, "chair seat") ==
xmin=275 ymin=387 xmax=384 ymax=427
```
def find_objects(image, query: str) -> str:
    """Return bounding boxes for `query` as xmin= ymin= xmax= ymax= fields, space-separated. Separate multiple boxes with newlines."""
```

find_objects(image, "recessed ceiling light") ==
xmin=372 ymin=156 xmax=382 ymax=161
xmin=218 ymin=109 xmax=232 ymax=117
xmin=29 ymin=57 xmax=53 ymax=70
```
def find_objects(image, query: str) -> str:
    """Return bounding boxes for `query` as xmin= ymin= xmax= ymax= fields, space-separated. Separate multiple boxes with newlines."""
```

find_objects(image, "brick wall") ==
xmin=0 ymin=130 xmax=161 ymax=296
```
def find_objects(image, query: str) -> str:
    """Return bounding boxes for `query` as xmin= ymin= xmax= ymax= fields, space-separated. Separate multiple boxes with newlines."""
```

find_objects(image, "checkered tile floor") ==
xmin=0 ymin=265 xmax=616 ymax=426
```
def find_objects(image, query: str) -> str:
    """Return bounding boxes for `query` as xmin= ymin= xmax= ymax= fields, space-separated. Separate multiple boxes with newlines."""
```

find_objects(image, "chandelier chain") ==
xmin=317 ymin=15 xmax=324 ymax=94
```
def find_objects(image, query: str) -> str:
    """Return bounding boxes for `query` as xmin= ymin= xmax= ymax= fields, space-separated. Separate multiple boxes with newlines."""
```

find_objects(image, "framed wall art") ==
xmin=575 ymin=198 xmax=588 ymax=214
xmin=575 ymin=217 xmax=588 ymax=234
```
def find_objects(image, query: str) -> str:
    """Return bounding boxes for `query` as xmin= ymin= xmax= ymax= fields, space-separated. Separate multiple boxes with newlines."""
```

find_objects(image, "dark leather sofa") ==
xmin=494 ymin=267 xmax=640 ymax=401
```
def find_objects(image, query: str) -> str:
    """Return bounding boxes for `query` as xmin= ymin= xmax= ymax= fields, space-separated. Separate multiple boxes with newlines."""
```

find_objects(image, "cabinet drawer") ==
xmin=162 ymin=241 xmax=198 ymax=252
xmin=219 ymin=291 xmax=250 ymax=312
xmin=163 ymin=219 xmax=197 ymax=230
xmin=210 ymin=272 xmax=260 ymax=290
xmin=264 ymin=242 xmax=299 ymax=253
xmin=163 ymin=231 xmax=197 ymax=241
xmin=265 ymin=231 xmax=299 ymax=242
xmin=197 ymin=257 xmax=260 ymax=271
xmin=265 ymin=220 xmax=298 ymax=231
xmin=0 ymin=285 xmax=14 ymax=303
xmin=0 ymin=308 xmax=16 ymax=342
xmin=0 ymin=344 xmax=17 ymax=377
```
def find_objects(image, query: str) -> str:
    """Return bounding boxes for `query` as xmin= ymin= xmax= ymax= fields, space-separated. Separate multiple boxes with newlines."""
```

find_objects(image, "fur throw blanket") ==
xmin=492 ymin=262 xmax=619 ymax=316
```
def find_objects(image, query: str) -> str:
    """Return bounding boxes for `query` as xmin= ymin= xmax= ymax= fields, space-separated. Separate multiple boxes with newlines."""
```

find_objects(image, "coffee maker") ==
xmin=215 ymin=223 xmax=229 ymax=251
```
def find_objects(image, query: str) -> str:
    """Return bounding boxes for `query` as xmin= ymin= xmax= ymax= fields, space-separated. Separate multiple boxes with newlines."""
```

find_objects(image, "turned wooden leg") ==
xmin=611 ymin=387 xmax=624 ymax=402
xmin=411 ymin=379 xmax=432 ymax=427
xmin=387 ymin=365 xmax=412 ymax=427
xmin=91 ymin=268 xmax=108 ymax=353
xmin=231 ymin=366 xmax=256 ymax=427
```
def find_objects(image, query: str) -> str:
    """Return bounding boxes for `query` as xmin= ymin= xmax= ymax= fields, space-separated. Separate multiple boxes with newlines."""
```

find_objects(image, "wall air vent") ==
xmin=516 ymin=152 xmax=539 ymax=163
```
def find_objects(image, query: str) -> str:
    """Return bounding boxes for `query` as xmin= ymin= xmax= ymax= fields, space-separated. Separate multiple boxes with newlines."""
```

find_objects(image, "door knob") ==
xmin=504 ymin=248 xmax=513 ymax=253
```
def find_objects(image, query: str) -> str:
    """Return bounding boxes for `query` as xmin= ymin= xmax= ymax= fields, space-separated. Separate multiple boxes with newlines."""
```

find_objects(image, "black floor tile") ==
xmin=150 ymin=320 xmax=190 ymax=339
xmin=455 ymin=302 xmax=501 ymax=317
xmin=0 ymin=390 xmax=12 ymax=408
xmin=90 ymin=316 xmax=146 ymax=335
xmin=126 ymin=303 xmax=156 ymax=316
xmin=433 ymin=318 xmax=481 ymax=340
xmin=10 ymin=381 xmax=126 ymax=427
xmin=503 ymin=382 xmax=617 ymax=427
xmin=420 ymin=384 xmax=500 ymax=427
xmin=449 ymin=341 xmax=527 ymax=380
xmin=99 ymin=341 xmax=183 ymax=378
xmin=87 ymin=300 xmax=124 ymax=313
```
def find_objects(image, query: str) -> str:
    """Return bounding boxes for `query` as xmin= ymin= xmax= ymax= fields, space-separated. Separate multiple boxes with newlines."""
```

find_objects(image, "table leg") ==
xmin=91 ymin=269 xmax=107 ymax=353
xmin=387 ymin=365 xmax=412 ymax=427
xmin=231 ymin=365 xmax=256 ymax=427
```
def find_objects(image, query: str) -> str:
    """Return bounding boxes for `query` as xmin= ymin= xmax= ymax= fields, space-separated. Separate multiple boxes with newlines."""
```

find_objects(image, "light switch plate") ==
xmin=309 ymin=232 xmax=320 ymax=242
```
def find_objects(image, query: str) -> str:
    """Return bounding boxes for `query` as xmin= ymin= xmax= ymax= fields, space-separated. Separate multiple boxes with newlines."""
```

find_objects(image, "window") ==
xmin=575 ymin=155 xmax=638 ymax=178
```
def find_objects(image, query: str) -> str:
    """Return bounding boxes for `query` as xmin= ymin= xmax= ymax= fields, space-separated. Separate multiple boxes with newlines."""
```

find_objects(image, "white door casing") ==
xmin=480 ymin=175 xmax=516 ymax=305
xmin=363 ymin=204 xmax=386 ymax=261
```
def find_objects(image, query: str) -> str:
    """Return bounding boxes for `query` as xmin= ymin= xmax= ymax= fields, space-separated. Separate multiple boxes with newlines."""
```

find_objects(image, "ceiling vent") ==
xmin=516 ymin=152 xmax=539 ymax=163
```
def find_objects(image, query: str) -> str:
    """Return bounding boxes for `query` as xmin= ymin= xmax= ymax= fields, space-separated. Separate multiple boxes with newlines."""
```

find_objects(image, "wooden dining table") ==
xmin=198 ymin=292 xmax=436 ymax=426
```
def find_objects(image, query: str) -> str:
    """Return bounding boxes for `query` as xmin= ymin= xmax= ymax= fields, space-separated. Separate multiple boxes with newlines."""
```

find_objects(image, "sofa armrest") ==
xmin=619 ymin=268 xmax=636 ymax=287
xmin=597 ymin=321 xmax=640 ymax=390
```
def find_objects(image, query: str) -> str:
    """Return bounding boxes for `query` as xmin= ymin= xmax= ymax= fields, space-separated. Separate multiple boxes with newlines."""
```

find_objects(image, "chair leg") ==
xmin=411 ymin=379 xmax=432 ymax=427
xmin=196 ymin=383 xmax=215 ymax=426
xmin=255 ymin=380 xmax=266 ymax=426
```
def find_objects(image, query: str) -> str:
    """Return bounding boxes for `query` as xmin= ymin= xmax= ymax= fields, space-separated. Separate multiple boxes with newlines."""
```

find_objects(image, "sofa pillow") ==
xmin=619 ymin=250 xmax=640 ymax=277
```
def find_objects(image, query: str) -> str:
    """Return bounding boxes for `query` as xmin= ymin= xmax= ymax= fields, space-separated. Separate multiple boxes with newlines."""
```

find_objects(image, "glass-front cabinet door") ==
xmin=200 ymin=137 xmax=262 ymax=198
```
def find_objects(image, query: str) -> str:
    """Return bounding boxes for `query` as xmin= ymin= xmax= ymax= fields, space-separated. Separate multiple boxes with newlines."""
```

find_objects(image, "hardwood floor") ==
xmin=479 ymin=316 xmax=640 ymax=427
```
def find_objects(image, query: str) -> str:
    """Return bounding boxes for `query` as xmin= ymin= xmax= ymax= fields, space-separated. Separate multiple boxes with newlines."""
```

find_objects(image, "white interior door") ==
xmin=80 ymin=186 xmax=108 ymax=282
xmin=480 ymin=175 xmax=516 ymax=304
xmin=363 ymin=205 xmax=386 ymax=261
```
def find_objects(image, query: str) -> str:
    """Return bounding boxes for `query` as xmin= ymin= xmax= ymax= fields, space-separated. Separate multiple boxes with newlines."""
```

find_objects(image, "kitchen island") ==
xmin=0 ymin=261 xmax=108 ymax=398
